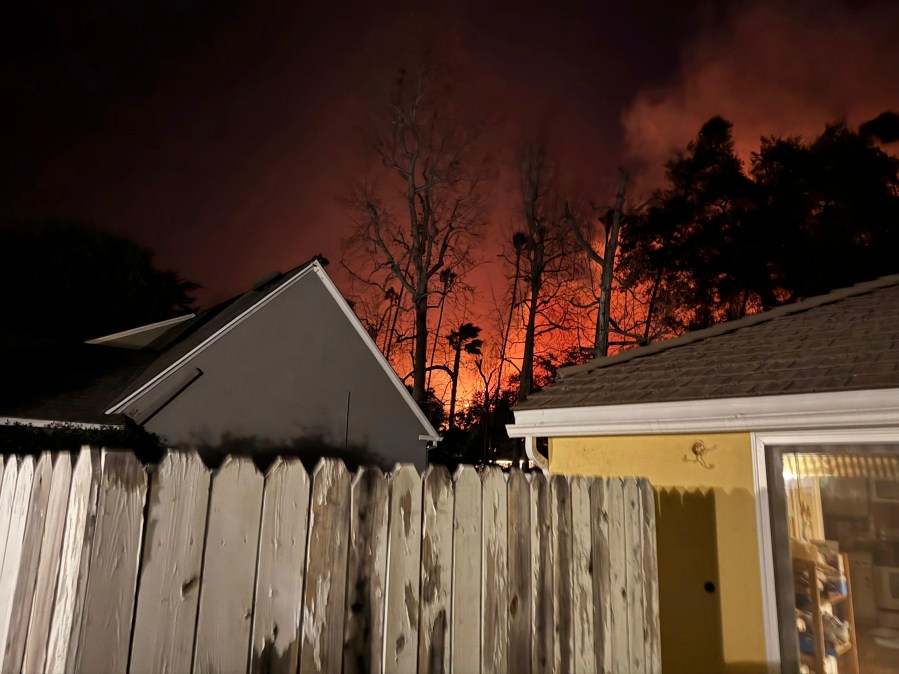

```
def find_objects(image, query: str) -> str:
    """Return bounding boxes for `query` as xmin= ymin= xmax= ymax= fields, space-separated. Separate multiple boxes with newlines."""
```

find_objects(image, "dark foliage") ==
xmin=0 ymin=422 xmax=164 ymax=462
xmin=619 ymin=114 xmax=899 ymax=332
xmin=0 ymin=218 xmax=198 ymax=344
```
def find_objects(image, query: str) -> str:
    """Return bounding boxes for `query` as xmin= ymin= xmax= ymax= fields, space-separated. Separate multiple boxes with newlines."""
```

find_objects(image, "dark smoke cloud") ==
xmin=621 ymin=0 xmax=899 ymax=189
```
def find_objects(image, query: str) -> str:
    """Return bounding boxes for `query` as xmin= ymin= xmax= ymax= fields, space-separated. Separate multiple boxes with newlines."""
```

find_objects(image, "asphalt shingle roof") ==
xmin=0 ymin=343 xmax=155 ymax=425
xmin=516 ymin=275 xmax=899 ymax=411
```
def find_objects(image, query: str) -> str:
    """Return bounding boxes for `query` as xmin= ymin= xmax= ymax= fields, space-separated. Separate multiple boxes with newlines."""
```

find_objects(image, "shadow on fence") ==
xmin=0 ymin=448 xmax=661 ymax=674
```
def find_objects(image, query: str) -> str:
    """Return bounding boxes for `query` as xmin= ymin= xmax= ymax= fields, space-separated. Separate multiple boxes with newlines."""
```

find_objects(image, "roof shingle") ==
xmin=516 ymin=275 xmax=899 ymax=411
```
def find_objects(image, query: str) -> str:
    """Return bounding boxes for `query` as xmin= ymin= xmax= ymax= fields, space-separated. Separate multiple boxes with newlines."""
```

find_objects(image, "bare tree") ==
xmin=515 ymin=143 xmax=576 ymax=401
xmin=565 ymin=168 xmax=630 ymax=359
xmin=426 ymin=268 xmax=457 ymax=392
xmin=343 ymin=67 xmax=487 ymax=404
xmin=494 ymin=231 xmax=527 ymax=402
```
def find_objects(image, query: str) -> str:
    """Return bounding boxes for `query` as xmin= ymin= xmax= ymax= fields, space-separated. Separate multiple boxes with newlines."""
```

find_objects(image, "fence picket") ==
xmin=606 ymin=477 xmax=628 ymax=673
xmin=194 ymin=457 xmax=265 ymax=673
xmin=0 ymin=458 xmax=16 ymax=582
xmin=46 ymin=448 xmax=102 ymax=673
xmin=449 ymin=465 xmax=480 ymax=674
xmin=300 ymin=459 xmax=352 ymax=674
xmin=418 ymin=465 xmax=453 ymax=674
xmin=383 ymin=464 xmax=422 ymax=674
xmin=73 ymin=451 xmax=147 ymax=674
xmin=343 ymin=466 xmax=389 ymax=674
xmin=251 ymin=458 xmax=311 ymax=674
xmin=3 ymin=453 xmax=52 ymax=673
xmin=623 ymin=478 xmax=645 ymax=673
xmin=530 ymin=472 xmax=553 ymax=674
xmin=569 ymin=476 xmax=595 ymax=674
xmin=507 ymin=470 xmax=531 ymax=674
xmin=130 ymin=451 xmax=211 ymax=674
xmin=589 ymin=479 xmax=611 ymax=674
xmin=0 ymin=456 xmax=30 ymax=657
xmin=551 ymin=475 xmax=573 ymax=674
xmin=481 ymin=467 xmax=509 ymax=674
xmin=22 ymin=453 xmax=73 ymax=674
xmin=640 ymin=480 xmax=661 ymax=674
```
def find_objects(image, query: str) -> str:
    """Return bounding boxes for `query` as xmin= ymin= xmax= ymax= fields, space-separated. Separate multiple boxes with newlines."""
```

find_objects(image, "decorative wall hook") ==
xmin=684 ymin=440 xmax=716 ymax=469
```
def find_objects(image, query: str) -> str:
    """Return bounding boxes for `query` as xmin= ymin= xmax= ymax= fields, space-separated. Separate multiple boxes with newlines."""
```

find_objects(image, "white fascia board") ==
xmin=1 ymin=416 xmax=120 ymax=430
xmin=506 ymin=388 xmax=899 ymax=438
xmin=105 ymin=264 xmax=320 ymax=415
xmin=85 ymin=313 xmax=196 ymax=349
xmin=312 ymin=264 xmax=441 ymax=442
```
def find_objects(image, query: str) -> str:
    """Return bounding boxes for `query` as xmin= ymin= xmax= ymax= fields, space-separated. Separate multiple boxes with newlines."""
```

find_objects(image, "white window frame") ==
xmin=751 ymin=427 xmax=899 ymax=673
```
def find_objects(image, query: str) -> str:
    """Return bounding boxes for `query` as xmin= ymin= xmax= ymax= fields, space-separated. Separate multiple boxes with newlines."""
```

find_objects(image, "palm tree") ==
xmin=426 ymin=268 xmax=457 ymax=391
xmin=447 ymin=322 xmax=483 ymax=429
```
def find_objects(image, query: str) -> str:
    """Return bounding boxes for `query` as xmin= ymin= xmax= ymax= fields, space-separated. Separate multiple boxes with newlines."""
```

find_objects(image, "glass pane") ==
xmin=780 ymin=450 xmax=899 ymax=674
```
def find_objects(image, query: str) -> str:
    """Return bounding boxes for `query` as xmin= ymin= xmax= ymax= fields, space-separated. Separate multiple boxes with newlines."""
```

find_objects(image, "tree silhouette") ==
xmin=0 ymin=218 xmax=197 ymax=345
xmin=618 ymin=114 xmax=899 ymax=333
xmin=446 ymin=322 xmax=482 ymax=429
xmin=343 ymin=66 xmax=487 ymax=406
xmin=515 ymin=142 xmax=575 ymax=401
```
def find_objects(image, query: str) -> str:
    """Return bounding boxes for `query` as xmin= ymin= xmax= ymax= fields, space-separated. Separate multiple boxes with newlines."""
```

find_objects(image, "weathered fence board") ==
xmin=251 ymin=458 xmax=311 ymax=674
xmin=449 ymin=465 xmax=480 ymax=674
xmin=507 ymin=470 xmax=532 ymax=674
xmin=300 ymin=459 xmax=352 ymax=674
xmin=22 ymin=453 xmax=73 ymax=674
xmin=589 ymin=479 xmax=612 ymax=674
xmin=0 ymin=457 xmax=17 ymax=579
xmin=640 ymin=480 xmax=661 ymax=674
xmin=3 ymin=453 xmax=52 ymax=673
xmin=481 ymin=467 xmax=509 ymax=674
xmin=624 ymin=478 xmax=645 ymax=674
xmin=0 ymin=450 xmax=660 ymax=674
xmin=418 ymin=466 xmax=453 ymax=674
xmin=46 ymin=448 xmax=101 ymax=674
xmin=606 ymin=478 xmax=628 ymax=674
xmin=130 ymin=452 xmax=211 ymax=674
xmin=194 ymin=457 xmax=265 ymax=674
xmin=530 ymin=472 xmax=554 ymax=674
xmin=383 ymin=465 xmax=421 ymax=674
xmin=551 ymin=474 xmax=573 ymax=674
xmin=343 ymin=467 xmax=389 ymax=674
xmin=0 ymin=455 xmax=35 ymax=667
xmin=74 ymin=451 xmax=148 ymax=674
xmin=570 ymin=475 xmax=595 ymax=674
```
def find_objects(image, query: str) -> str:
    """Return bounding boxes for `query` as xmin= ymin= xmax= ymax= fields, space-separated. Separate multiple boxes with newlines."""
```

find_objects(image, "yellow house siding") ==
xmin=550 ymin=432 xmax=768 ymax=674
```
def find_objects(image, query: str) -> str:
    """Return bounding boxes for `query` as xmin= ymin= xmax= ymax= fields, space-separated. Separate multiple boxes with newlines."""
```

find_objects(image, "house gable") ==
xmin=110 ymin=262 xmax=437 ymax=469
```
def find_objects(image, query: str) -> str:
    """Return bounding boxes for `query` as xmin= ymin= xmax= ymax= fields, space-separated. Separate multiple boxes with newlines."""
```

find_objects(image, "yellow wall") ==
xmin=551 ymin=433 xmax=768 ymax=674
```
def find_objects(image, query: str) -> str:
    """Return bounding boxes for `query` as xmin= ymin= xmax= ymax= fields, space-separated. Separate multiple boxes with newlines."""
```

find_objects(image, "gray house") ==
xmin=3 ymin=260 xmax=439 ymax=469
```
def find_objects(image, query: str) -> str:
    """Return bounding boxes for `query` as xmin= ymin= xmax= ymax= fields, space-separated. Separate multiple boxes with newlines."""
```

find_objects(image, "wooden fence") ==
xmin=0 ymin=449 xmax=660 ymax=674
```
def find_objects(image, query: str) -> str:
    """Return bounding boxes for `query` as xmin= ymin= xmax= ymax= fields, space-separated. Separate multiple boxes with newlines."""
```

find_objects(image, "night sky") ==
xmin=3 ymin=0 xmax=898 ymax=308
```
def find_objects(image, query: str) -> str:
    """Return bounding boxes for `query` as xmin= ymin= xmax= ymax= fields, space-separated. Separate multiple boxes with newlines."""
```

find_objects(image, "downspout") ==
xmin=524 ymin=435 xmax=549 ymax=474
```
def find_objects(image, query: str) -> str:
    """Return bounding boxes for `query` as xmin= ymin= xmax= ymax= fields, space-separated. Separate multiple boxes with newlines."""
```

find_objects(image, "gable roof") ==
xmin=516 ymin=275 xmax=899 ymax=411
xmin=105 ymin=260 xmax=440 ymax=439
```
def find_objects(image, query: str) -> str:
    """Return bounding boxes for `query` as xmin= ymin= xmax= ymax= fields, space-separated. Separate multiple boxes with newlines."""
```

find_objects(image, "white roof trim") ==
xmin=312 ymin=264 xmax=440 ymax=441
xmin=506 ymin=388 xmax=899 ymax=438
xmin=103 ymin=261 xmax=440 ymax=441
xmin=85 ymin=313 xmax=196 ymax=348
xmin=1 ymin=416 xmax=119 ymax=430
xmin=105 ymin=265 xmax=320 ymax=414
